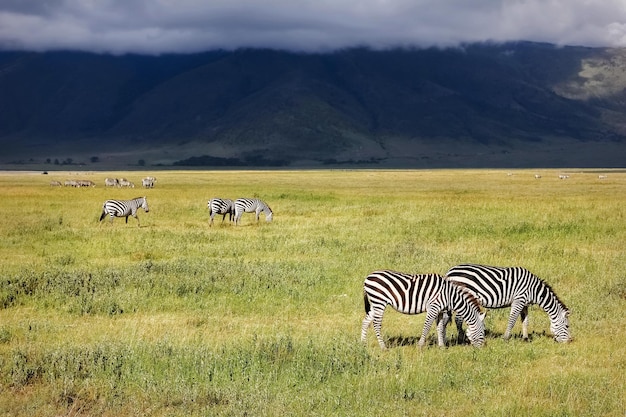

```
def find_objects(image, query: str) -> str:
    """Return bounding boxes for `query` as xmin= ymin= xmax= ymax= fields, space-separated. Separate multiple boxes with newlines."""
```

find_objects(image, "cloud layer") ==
xmin=1 ymin=0 xmax=625 ymax=54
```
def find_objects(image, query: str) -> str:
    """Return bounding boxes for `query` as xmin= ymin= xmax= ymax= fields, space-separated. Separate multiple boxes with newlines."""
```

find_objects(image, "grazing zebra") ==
xmin=50 ymin=180 xmax=62 ymax=187
xmin=444 ymin=264 xmax=571 ymax=343
xmin=64 ymin=179 xmax=79 ymax=187
xmin=233 ymin=198 xmax=273 ymax=225
xmin=99 ymin=197 xmax=149 ymax=227
xmin=142 ymin=177 xmax=155 ymax=188
xmin=361 ymin=270 xmax=486 ymax=349
xmin=77 ymin=180 xmax=96 ymax=187
xmin=208 ymin=198 xmax=234 ymax=226
xmin=104 ymin=178 xmax=119 ymax=187
xmin=119 ymin=179 xmax=134 ymax=188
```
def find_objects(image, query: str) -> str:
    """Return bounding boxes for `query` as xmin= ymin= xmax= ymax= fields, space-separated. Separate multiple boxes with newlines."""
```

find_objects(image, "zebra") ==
xmin=142 ymin=177 xmax=155 ymax=188
xmin=208 ymin=198 xmax=234 ymax=226
xmin=77 ymin=180 xmax=96 ymax=187
xmin=444 ymin=264 xmax=571 ymax=343
xmin=361 ymin=270 xmax=486 ymax=349
xmin=119 ymin=179 xmax=134 ymax=188
xmin=104 ymin=178 xmax=119 ymax=187
xmin=99 ymin=197 xmax=149 ymax=227
xmin=50 ymin=181 xmax=62 ymax=187
xmin=233 ymin=198 xmax=273 ymax=225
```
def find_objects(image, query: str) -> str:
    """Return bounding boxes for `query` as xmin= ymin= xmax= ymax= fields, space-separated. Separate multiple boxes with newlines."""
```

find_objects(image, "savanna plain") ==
xmin=0 ymin=169 xmax=624 ymax=417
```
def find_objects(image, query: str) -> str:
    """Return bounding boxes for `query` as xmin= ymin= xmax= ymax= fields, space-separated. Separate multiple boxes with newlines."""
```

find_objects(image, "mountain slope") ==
xmin=0 ymin=43 xmax=625 ymax=168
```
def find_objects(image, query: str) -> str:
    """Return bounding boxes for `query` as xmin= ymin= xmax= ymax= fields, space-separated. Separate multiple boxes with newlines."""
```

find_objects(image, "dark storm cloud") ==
xmin=0 ymin=0 xmax=625 ymax=54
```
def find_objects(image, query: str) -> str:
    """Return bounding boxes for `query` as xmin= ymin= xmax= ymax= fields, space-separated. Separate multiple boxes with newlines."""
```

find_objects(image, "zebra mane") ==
xmin=535 ymin=275 xmax=569 ymax=311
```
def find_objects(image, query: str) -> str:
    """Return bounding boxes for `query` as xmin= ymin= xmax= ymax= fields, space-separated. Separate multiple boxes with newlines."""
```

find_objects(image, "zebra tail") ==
xmin=99 ymin=210 xmax=106 ymax=222
xmin=363 ymin=291 xmax=371 ymax=314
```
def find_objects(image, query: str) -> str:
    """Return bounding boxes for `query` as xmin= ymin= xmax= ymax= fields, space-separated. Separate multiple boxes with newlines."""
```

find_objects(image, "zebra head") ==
xmin=550 ymin=309 xmax=571 ymax=343
xmin=465 ymin=311 xmax=487 ymax=348
xmin=265 ymin=207 xmax=273 ymax=222
xmin=141 ymin=197 xmax=149 ymax=212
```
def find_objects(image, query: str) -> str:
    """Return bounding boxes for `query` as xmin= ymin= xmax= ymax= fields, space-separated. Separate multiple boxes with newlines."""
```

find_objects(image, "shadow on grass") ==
xmin=384 ymin=329 xmax=552 ymax=348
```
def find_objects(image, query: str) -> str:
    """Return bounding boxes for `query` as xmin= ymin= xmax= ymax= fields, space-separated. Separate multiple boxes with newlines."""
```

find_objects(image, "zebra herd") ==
xmin=105 ymin=177 xmax=156 ymax=188
xmin=361 ymin=263 xmax=571 ymax=349
xmin=94 ymin=190 xmax=570 ymax=350
xmin=208 ymin=197 xmax=273 ymax=226
xmin=97 ymin=196 xmax=273 ymax=227
xmin=50 ymin=179 xmax=96 ymax=187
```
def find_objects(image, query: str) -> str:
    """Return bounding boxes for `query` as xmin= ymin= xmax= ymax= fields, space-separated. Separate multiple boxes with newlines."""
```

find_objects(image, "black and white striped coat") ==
xmin=99 ymin=197 xmax=149 ymax=227
xmin=361 ymin=270 xmax=486 ymax=349
xmin=444 ymin=264 xmax=571 ymax=343
xmin=208 ymin=198 xmax=234 ymax=226
xmin=233 ymin=198 xmax=273 ymax=225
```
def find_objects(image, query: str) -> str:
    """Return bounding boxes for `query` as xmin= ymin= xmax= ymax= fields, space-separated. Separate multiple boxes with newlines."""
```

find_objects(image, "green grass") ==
xmin=0 ymin=169 xmax=624 ymax=416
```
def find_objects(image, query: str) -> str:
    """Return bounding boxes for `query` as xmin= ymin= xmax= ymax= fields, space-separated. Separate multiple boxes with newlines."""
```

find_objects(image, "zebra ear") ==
xmin=563 ymin=310 xmax=570 ymax=318
xmin=479 ymin=311 xmax=487 ymax=321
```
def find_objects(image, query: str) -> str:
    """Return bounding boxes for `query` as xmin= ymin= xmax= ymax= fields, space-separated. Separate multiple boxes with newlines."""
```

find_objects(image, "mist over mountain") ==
xmin=1 ymin=42 xmax=625 ymax=169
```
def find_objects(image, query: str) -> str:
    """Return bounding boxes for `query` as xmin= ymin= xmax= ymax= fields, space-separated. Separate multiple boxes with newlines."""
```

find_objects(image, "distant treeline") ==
xmin=172 ymin=155 xmax=289 ymax=167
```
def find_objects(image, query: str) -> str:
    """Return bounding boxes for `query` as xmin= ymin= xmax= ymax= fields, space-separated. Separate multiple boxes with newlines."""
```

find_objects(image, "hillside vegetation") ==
xmin=1 ymin=43 xmax=625 ymax=168
xmin=0 ymin=169 xmax=624 ymax=416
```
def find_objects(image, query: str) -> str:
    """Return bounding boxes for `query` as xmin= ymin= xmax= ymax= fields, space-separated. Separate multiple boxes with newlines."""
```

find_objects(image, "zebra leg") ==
xmin=520 ymin=306 xmax=529 ymax=340
xmin=370 ymin=311 xmax=386 ymax=349
xmin=436 ymin=312 xmax=448 ymax=348
xmin=503 ymin=300 xmax=526 ymax=340
xmin=418 ymin=308 xmax=439 ymax=348
xmin=454 ymin=314 xmax=466 ymax=344
xmin=361 ymin=312 xmax=377 ymax=345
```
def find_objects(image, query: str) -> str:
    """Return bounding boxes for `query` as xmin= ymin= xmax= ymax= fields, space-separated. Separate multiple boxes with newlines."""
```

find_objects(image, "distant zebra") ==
xmin=50 ymin=180 xmax=62 ymax=187
xmin=361 ymin=270 xmax=486 ymax=349
xmin=444 ymin=264 xmax=571 ymax=343
xmin=99 ymin=197 xmax=149 ymax=227
xmin=64 ymin=179 xmax=79 ymax=187
xmin=77 ymin=180 xmax=96 ymax=187
xmin=142 ymin=177 xmax=155 ymax=188
xmin=233 ymin=198 xmax=273 ymax=225
xmin=119 ymin=179 xmax=134 ymax=188
xmin=208 ymin=198 xmax=234 ymax=226
xmin=104 ymin=178 xmax=119 ymax=187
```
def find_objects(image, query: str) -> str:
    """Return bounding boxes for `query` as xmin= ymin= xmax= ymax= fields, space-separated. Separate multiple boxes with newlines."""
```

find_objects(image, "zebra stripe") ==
xmin=444 ymin=264 xmax=571 ymax=343
xmin=361 ymin=270 xmax=486 ymax=349
xmin=99 ymin=197 xmax=149 ymax=227
xmin=233 ymin=198 xmax=273 ymax=225
xmin=208 ymin=198 xmax=234 ymax=226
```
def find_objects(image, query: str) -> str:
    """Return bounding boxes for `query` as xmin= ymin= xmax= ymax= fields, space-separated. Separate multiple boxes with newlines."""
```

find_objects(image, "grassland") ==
xmin=0 ymin=169 xmax=624 ymax=416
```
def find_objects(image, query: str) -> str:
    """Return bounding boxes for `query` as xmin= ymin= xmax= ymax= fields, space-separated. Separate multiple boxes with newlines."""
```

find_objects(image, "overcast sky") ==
xmin=0 ymin=0 xmax=625 ymax=54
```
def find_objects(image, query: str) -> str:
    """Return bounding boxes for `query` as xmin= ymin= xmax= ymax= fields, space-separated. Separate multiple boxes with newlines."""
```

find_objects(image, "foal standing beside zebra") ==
xmin=443 ymin=264 xmax=571 ymax=343
xmin=99 ymin=197 xmax=149 ymax=227
xmin=361 ymin=270 xmax=486 ymax=349
xmin=233 ymin=198 xmax=273 ymax=225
